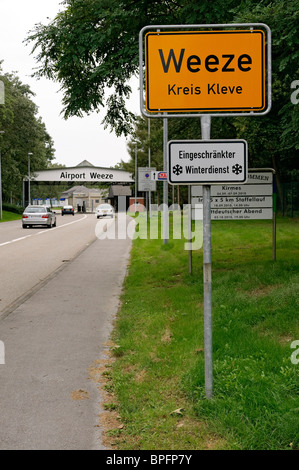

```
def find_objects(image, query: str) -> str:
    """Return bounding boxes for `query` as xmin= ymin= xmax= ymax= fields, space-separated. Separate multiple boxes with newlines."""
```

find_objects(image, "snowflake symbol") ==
xmin=173 ymin=164 xmax=183 ymax=176
xmin=232 ymin=164 xmax=243 ymax=175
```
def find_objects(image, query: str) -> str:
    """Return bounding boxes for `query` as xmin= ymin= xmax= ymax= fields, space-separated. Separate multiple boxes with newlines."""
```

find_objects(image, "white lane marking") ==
xmin=49 ymin=214 xmax=88 ymax=231
xmin=0 ymin=236 xmax=33 ymax=246
xmin=0 ymin=215 xmax=88 ymax=247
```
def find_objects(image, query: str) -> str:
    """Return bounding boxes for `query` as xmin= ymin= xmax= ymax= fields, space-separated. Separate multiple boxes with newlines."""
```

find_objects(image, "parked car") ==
xmin=95 ymin=203 xmax=114 ymax=219
xmin=61 ymin=205 xmax=74 ymax=216
xmin=22 ymin=205 xmax=56 ymax=229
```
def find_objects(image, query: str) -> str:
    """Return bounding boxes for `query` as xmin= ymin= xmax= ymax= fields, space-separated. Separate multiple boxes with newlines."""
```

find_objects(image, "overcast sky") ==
xmin=0 ymin=0 xmax=140 ymax=168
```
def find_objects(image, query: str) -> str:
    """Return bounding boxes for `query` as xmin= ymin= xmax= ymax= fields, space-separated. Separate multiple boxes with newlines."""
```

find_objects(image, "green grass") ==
xmin=0 ymin=210 xmax=22 ymax=222
xmin=105 ymin=216 xmax=299 ymax=450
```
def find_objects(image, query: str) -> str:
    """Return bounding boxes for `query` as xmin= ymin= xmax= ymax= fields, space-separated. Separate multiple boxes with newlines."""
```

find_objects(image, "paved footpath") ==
xmin=0 ymin=218 xmax=133 ymax=449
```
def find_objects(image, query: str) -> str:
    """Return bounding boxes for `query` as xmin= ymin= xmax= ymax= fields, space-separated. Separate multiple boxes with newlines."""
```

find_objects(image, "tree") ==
xmin=27 ymin=0 xmax=298 ymax=191
xmin=26 ymin=0 xmax=248 ymax=136
xmin=0 ymin=66 xmax=55 ymax=203
xmin=231 ymin=0 xmax=299 ymax=199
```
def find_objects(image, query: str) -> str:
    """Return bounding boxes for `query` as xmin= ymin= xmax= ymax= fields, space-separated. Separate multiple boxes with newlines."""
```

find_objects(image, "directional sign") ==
xmin=145 ymin=30 xmax=266 ymax=113
xmin=168 ymin=140 xmax=247 ymax=185
xmin=151 ymin=171 xmax=168 ymax=181
xmin=138 ymin=167 xmax=157 ymax=191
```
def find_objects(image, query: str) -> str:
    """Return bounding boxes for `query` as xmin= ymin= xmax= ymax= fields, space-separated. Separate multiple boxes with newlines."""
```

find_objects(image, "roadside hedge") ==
xmin=2 ymin=203 xmax=25 ymax=215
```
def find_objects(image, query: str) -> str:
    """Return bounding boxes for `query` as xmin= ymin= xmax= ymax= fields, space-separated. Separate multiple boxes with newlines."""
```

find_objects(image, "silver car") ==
xmin=22 ymin=205 xmax=57 ymax=229
xmin=95 ymin=203 xmax=114 ymax=219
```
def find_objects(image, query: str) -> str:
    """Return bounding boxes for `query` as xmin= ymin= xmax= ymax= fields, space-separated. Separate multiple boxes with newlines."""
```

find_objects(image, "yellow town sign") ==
xmin=145 ymin=30 xmax=266 ymax=113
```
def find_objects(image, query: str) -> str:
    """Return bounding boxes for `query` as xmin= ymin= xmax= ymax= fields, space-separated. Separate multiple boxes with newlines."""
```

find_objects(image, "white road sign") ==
xmin=211 ymin=208 xmax=272 ymax=220
xmin=192 ymin=170 xmax=274 ymax=220
xmin=138 ymin=167 xmax=157 ymax=191
xmin=192 ymin=195 xmax=273 ymax=208
xmin=168 ymin=140 xmax=247 ymax=184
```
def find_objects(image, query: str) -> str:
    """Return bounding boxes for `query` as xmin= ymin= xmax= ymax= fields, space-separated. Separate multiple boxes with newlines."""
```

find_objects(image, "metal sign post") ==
xmin=201 ymin=115 xmax=213 ymax=399
xmin=272 ymin=174 xmax=277 ymax=262
xmin=163 ymin=116 xmax=169 ymax=244
xmin=188 ymin=185 xmax=192 ymax=275
xmin=148 ymin=119 xmax=151 ymax=219
xmin=135 ymin=145 xmax=137 ymax=211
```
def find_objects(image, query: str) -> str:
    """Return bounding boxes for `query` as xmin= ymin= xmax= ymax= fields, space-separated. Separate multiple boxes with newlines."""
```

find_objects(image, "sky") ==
xmin=0 ymin=0 xmax=140 ymax=168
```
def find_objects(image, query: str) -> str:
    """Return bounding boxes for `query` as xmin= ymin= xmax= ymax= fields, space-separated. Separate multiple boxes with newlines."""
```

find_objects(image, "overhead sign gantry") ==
xmin=30 ymin=166 xmax=134 ymax=183
xmin=22 ymin=162 xmax=134 ymax=207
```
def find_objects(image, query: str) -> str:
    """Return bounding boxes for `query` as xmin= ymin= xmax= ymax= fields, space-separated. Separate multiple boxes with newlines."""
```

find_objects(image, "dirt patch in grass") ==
xmin=246 ymin=284 xmax=282 ymax=298
xmin=161 ymin=327 xmax=173 ymax=344
xmin=278 ymin=335 xmax=294 ymax=345
xmin=135 ymin=369 xmax=147 ymax=383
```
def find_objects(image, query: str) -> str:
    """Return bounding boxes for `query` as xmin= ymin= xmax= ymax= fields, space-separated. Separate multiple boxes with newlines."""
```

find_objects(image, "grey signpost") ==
xmin=163 ymin=116 xmax=169 ymax=244
xmin=0 ymin=131 xmax=5 ymax=220
xmin=28 ymin=152 xmax=33 ymax=206
xmin=148 ymin=119 xmax=151 ymax=219
xmin=135 ymin=144 xmax=137 ymax=210
xmin=201 ymin=116 xmax=213 ymax=398
xmin=188 ymin=185 xmax=192 ymax=275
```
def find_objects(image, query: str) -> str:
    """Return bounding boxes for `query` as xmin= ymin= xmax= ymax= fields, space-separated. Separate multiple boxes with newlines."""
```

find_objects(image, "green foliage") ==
xmin=26 ymin=0 xmax=298 ymax=185
xmin=27 ymin=0 xmax=299 ymax=139
xmin=2 ymin=202 xmax=25 ymax=214
xmin=232 ymin=0 xmax=299 ymax=185
xmin=123 ymin=0 xmax=298 ymax=198
xmin=23 ymin=0 xmax=260 ymax=135
xmin=0 ymin=66 xmax=55 ymax=203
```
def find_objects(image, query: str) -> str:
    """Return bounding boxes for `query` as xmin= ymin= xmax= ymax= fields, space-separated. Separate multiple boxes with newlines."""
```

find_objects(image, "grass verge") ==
xmin=0 ymin=210 xmax=22 ymax=222
xmin=102 ymin=216 xmax=299 ymax=450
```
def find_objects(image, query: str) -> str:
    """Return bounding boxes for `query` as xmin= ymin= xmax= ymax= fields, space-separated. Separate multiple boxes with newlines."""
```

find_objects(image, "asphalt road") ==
xmin=0 ymin=214 xmax=133 ymax=449
xmin=0 ymin=214 xmax=97 ymax=316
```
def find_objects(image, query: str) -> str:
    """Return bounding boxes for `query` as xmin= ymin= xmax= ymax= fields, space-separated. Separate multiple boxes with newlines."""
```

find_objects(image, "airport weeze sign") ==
xmin=145 ymin=30 xmax=265 ymax=113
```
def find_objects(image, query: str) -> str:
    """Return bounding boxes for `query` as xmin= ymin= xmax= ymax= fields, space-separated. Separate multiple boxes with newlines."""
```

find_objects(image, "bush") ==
xmin=2 ymin=203 xmax=25 ymax=214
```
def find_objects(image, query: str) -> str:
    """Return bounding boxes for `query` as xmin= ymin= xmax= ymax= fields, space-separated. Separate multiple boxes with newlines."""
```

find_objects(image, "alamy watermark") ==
xmin=95 ymin=196 xmax=203 ymax=250
xmin=290 ymin=80 xmax=299 ymax=105
xmin=0 ymin=340 xmax=5 ymax=365
xmin=290 ymin=340 xmax=299 ymax=365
